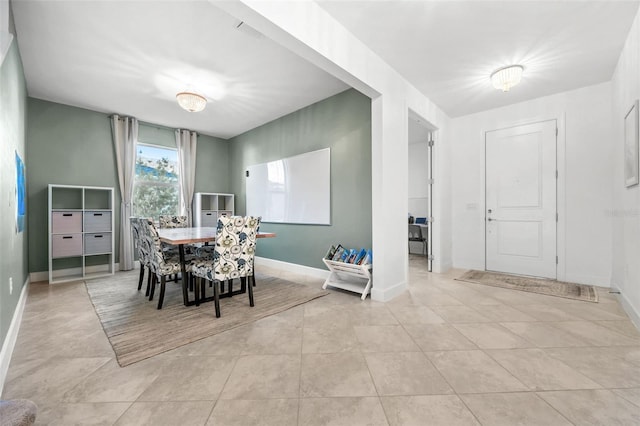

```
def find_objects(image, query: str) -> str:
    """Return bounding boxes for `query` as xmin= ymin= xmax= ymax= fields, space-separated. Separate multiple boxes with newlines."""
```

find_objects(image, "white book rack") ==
xmin=322 ymin=258 xmax=372 ymax=300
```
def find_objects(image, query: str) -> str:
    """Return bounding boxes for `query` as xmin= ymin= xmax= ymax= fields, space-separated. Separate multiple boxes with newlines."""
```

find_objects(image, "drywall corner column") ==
xmin=370 ymin=95 xmax=409 ymax=301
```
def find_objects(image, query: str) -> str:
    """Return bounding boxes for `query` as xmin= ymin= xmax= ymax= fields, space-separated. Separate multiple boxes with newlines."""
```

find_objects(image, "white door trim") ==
xmin=481 ymin=114 xmax=566 ymax=281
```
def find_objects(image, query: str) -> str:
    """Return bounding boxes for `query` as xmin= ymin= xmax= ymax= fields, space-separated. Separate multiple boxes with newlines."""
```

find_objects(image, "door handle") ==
xmin=487 ymin=218 xmax=494 ymax=222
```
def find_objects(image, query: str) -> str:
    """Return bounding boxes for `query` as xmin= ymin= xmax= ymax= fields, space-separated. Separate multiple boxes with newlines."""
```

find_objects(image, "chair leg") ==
xmin=137 ymin=265 xmax=145 ymax=291
xmin=157 ymin=276 xmax=166 ymax=310
xmin=149 ymin=274 xmax=157 ymax=301
xmin=173 ymin=273 xmax=178 ymax=283
xmin=200 ymin=277 xmax=206 ymax=300
xmin=213 ymin=280 xmax=221 ymax=318
xmin=247 ymin=276 xmax=254 ymax=307
xmin=145 ymin=268 xmax=152 ymax=296
xmin=195 ymin=274 xmax=201 ymax=307
xmin=227 ymin=279 xmax=233 ymax=296
xmin=251 ymin=273 xmax=256 ymax=287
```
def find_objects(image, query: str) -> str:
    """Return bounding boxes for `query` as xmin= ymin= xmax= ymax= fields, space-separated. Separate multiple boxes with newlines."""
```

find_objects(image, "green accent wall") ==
xmin=229 ymin=89 xmax=372 ymax=269
xmin=26 ymin=100 xmax=229 ymax=273
xmin=0 ymin=39 xmax=28 ymax=348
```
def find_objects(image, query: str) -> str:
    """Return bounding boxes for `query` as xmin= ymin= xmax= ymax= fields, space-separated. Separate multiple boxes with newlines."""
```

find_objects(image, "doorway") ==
xmin=485 ymin=120 xmax=557 ymax=279
xmin=408 ymin=115 xmax=433 ymax=272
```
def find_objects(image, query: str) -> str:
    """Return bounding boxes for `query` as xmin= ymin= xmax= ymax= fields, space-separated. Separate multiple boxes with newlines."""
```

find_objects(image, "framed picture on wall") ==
xmin=625 ymin=99 xmax=639 ymax=188
xmin=15 ymin=151 xmax=26 ymax=233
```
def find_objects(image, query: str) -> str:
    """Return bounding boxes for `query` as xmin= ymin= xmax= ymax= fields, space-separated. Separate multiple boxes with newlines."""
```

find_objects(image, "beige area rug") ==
xmin=456 ymin=270 xmax=598 ymax=303
xmin=85 ymin=271 xmax=328 ymax=367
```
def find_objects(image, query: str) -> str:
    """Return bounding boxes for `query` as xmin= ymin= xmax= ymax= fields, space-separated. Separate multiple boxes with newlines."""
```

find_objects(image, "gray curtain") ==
xmin=175 ymin=129 xmax=198 ymax=226
xmin=111 ymin=115 xmax=138 ymax=270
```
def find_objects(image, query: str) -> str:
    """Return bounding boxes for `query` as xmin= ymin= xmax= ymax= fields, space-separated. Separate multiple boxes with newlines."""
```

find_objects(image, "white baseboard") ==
xmin=255 ymin=256 xmax=329 ymax=280
xmin=371 ymin=280 xmax=407 ymax=302
xmin=611 ymin=286 xmax=640 ymax=332
xmin=434 ymin=261 xmax=453 ymax=274
xmin=29 ymin=270 xmax=48 ymax=283
xmin=0 ymin=276 xmax=29 ymax=396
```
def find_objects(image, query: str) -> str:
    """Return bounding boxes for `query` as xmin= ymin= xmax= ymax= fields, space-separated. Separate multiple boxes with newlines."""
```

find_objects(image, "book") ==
xmin=340 ymin=249 xmax=350 ymax=262
xmin=358 ymin=249 xmax=373 ymax=265
xmin=347 ymin=249 xmax=358 ymax=263
xmin=332 ymin=245 xmax=345 ymax=261
xmin=325 ymin=245 xmax=337 ymax=260
xmin=353 ymin=248 xmax=367 ymax=265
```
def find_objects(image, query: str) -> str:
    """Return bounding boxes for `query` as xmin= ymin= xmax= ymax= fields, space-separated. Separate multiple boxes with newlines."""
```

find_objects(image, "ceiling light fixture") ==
xmin=490 ymin=65 xmax=524 ymax=92
xmin=176 ymin=91 xmax=207 ymax=112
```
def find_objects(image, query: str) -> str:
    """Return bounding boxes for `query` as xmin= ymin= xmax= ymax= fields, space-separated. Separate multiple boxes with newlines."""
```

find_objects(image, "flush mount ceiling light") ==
xmin=490 ymin=65 xmax=524 ymax=92
xmin=176 ymin=91 xmax=207 ymax=112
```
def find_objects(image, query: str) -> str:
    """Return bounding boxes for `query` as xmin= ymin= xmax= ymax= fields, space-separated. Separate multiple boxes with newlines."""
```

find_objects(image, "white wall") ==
xmin=611 ymin=8 xmax=640 ymax=326
xmin=451 ymin=82 xmax=613 ymax=287
xmin=215 ymin=0 xmax=453 ymax=298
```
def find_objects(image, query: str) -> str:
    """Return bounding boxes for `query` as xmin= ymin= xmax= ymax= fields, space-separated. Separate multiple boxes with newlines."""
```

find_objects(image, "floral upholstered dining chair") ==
xmin=159 ymin=215 xmax=188 ymax=229
xmin=190 ymin=216 xmax=260 ymax=318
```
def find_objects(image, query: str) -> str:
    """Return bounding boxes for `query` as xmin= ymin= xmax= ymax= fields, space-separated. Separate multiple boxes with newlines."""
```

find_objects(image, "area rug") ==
xmin=85 ymin=271 xmax=328 ymax=367
xmin=456 ymin=270 xmax=598 ymax=303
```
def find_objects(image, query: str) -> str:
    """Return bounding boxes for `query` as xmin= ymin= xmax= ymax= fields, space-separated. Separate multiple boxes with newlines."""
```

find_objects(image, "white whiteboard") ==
xmin=246 ymin=148 xmax=330 ymax=225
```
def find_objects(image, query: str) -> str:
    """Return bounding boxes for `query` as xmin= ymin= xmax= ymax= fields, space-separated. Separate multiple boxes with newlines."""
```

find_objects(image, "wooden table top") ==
xmin=158 ymin=227 xmax=276 ymax=245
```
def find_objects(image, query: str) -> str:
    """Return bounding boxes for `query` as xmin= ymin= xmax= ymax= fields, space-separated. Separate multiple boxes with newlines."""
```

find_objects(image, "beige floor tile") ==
xmin=403 ymin=324 xmax=477 ymax=351
xmin=595 ymin=320 xmax=640 ymax=339
xmin=298 ymin=397 xmax=388 ymax=426
xmin=550 ymin=321 xmax=640 ymax=346
xmin=11 ymin=327 xmax=115 ymax=359
xmin=2 ymin=357 xmax=111 ymax=405
xmin=241 ymin=327 xmax=303 ymax=355
xmin=538 ymin=389 xmax=640 ymax=425
xmin=381 ymin=395 xmax=480 ymax=426
xmin=612 ymin=388 xmax=640 ymax=407
xmin=427 ymin=350 xmax=527 ymax=394
xmin=137 ymin=356 xmax=235 ymax=401
xmin=515 ymin=305 xmax=586 ymax=321
xmin=388 ymin=305 xmax=445 ymax=325
xmin=252 ymin=305 xmax=305 ymax=328
xmin=407 ymin=291 xmax=465 ymax=307
xmin=207 ymin=399 xmax=299 ymax=426
xmin=63 ymin=358 xmax=168 ymax=403
xmin=429 ymin=306 xmax=492 ymax=323
xmin=487 ymin=348 xmax=601 ymax=391
xmin=300 ymin=352 xmax=377 ymax=397
xmin=364 ymin=352 xmax=452 ymax=396
xmin=302 ymin=326 xmax=360 ymax=353
xmin=461 ymin=392 xmax=572 ymax=426
xmin=7 ymin=262 xmax=640 ymax=426
xmin=303 ymin=304 xmax=353 ymax=329
xmin=347 ymin=305 xmax=399 ymax=326
xmin=161 ymin=326 xmax=249 ymax=357
xmin=220 ymin=354 xmax=300 ymax=400
xmin=114 ymin=401 xmax=214 ymax=426
xmin=452 ymin=323 xmax=532 ymax=349
xmin=545 ymin=347 xmax=640 ymax=388
xmin=469 ymin=304 xmax=537 ymax=322
xmin=36 ymin=402 xmax=131 ymax=426
xmin=499 ymin=321 xmax=589 ymax=347
xmin=353 ymin=325 xmax=420 ymax=352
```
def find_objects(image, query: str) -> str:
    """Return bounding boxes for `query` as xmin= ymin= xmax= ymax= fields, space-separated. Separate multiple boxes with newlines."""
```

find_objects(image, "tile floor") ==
xmin=3 ymin=256 xmax=640 ymax=425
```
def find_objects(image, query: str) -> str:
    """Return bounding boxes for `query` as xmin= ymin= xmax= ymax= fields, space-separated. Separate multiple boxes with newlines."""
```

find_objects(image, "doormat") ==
xmin=456 ymin=270 xmax=598 ymax=303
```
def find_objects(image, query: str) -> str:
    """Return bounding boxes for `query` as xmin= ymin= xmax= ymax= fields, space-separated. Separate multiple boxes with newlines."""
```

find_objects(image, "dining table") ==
xmin=157 ymin=226 xmax=276 ymax=306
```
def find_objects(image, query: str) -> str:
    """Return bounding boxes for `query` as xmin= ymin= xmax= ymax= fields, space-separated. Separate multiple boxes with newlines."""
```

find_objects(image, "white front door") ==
xmin=486 ymin=120 xmax=557 ymax=279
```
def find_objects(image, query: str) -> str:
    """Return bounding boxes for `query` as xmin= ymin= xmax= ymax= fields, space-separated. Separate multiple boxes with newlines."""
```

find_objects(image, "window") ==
xmin=133 ymin=143 xmax=180 ymax=219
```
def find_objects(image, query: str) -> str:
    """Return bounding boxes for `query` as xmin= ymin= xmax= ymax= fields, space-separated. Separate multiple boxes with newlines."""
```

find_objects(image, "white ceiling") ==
xmin=319 ymin=0 xmax=640 ymax=117
xmin=11 ymin=1 xmax=640 ymax=138
xmin=11 ymin=0 xmax=348 ymax=139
